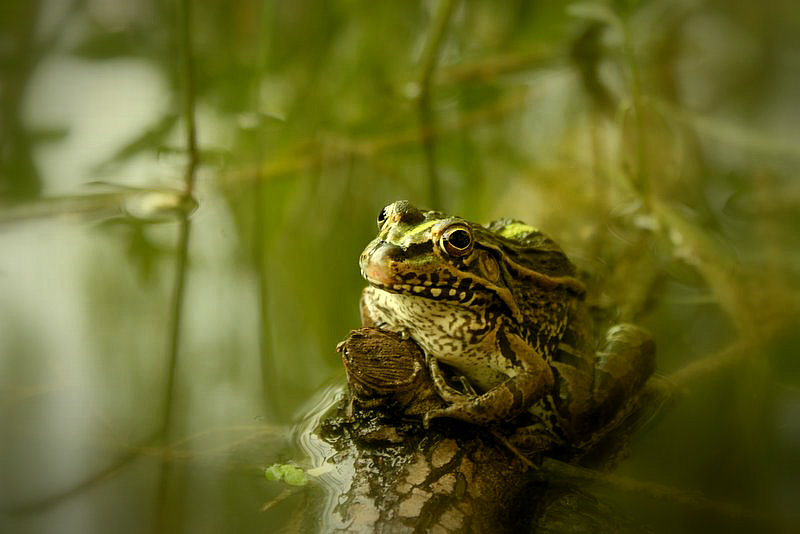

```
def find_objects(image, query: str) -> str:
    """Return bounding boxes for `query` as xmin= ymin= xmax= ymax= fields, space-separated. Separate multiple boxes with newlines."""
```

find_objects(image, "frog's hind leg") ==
xmin=508 ymin=421 xmax=560 ymax=457
xmin=590 ymin=324 xmax=656 ymax=429
xmin=566 ymin=324 xmax=658 ymax=465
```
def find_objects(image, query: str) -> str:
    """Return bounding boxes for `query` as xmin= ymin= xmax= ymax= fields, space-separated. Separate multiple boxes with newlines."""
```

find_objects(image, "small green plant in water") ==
xmin=264 ymin=464 xmax=309 ymax=486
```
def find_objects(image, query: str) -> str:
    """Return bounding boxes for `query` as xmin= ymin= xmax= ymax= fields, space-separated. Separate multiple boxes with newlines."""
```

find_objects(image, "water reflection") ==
xmin=23 ymin=57 xmax=170 ymax=194
xmin=0 ymin=184 xmax=196 ymax=225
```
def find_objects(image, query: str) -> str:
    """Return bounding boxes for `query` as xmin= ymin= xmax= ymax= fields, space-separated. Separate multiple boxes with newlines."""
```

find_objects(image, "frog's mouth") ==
xmin=360 ymin=259 xmax=452 ymax=300
xmin=359 ymin=241 xmax=524 ymax=321
xmin=360 ymin=241 xmax=463 ymax=301
xmin=359 ymin=241 xmax=402 ymax=286
xmin=360 ymin=256 xmax=393 ymax=288
xmin=361 ymin=243 xmax=532 ymax=327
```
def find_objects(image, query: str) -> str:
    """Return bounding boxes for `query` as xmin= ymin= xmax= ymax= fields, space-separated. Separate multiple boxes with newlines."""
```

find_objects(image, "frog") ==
xmin=358 ymin=200 xmax=655 ymax=451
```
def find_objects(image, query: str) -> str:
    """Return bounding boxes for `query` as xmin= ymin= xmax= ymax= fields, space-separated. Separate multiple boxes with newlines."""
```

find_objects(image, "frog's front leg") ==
xmin=424 ymin=330 xmax=553 ymax=426
xmin=425 ymin=354 xmax=478 ymax=404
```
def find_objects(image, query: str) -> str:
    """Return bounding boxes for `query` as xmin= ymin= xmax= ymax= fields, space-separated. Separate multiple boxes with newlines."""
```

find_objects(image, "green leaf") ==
xmin=282 ymin=466 xmax=309 ymax=486
xmin=264 ymin=464 xmax=283 ymax=482
xmin=264 ymin=464 xmax=309 ymax=486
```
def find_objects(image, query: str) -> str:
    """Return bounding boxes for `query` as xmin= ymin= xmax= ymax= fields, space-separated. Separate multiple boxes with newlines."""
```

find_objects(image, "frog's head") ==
xmin=359 ymin=201 xmax=585 ymax=323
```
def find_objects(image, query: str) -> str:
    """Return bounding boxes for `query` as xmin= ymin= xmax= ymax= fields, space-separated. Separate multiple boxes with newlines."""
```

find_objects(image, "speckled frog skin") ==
xmin=359 ymin=200 xmax=654 ymax=445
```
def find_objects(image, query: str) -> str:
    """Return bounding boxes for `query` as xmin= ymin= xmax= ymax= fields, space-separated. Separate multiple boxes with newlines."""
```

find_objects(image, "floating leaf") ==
xmin=264 ymin=464 xmax=309 ymax=487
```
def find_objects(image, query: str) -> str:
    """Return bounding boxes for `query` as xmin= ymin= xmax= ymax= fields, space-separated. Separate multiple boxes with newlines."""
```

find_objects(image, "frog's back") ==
xmin=484 ymin=219 xmax=577 ymax=279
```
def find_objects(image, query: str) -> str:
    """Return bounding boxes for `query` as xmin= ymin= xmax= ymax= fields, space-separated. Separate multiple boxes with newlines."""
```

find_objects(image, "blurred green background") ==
xmin=1 ymin=0 xmax=799 ymax=532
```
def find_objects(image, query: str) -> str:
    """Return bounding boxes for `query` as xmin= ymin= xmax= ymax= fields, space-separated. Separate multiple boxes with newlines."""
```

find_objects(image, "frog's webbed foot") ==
xmin=454 ymin=375 xmax=477 ymax=396
xmin=422 ymin=374 xmax=480 ymax=427
xmin=508 ymin=423 xmax=561 ymax=456
xmin=423 ymin=376 xmax=531 ymax=426
xmin=425 ymin=369 xmax=553 ymax=426
xmin=423 ymin=355 xmax=477 ymax=428
xmin=426 ymin=353 xmax=472 ymax=403
xmin=425 ymin=331 xmax=554 ymax=426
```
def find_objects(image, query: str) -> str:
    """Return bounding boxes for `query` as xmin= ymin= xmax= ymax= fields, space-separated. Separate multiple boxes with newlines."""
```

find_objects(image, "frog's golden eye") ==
xmin=440 ymin=224 xmax=473 ymax=257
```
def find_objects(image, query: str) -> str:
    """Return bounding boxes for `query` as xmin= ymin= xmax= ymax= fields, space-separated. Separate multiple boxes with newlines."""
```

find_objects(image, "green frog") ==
xmin=359 ymin=200 xmax=655 ymax=450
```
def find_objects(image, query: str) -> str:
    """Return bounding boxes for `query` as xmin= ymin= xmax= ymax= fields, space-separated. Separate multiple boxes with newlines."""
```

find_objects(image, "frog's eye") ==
xmin=440 ymin=224 xmax=473 ymax=257
xmin=377 ymin=206 xmax=389 ymax=229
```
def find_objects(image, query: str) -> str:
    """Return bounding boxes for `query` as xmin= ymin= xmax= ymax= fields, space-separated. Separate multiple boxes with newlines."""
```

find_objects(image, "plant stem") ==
xmin=417 ymin=0 xmax=458 ymax=208
xmin=155 ymin=0 xmax=199 ymax=530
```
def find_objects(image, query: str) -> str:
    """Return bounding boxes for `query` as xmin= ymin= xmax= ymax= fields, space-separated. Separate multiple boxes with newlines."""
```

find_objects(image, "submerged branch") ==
xmin=3 ymin=434 xmax=158 ymax=515
xmin=538 ymin=458 xmax=781 ymax=528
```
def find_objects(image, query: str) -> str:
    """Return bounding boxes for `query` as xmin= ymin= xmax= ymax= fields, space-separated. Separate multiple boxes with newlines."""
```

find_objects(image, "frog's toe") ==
xmin=435 ymin=387 xmax=470 ymax=404
xmin=509 ymin=426 xmax=558 ymax=454
xmin=423 ymin=402 xmax=496 ymax=425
